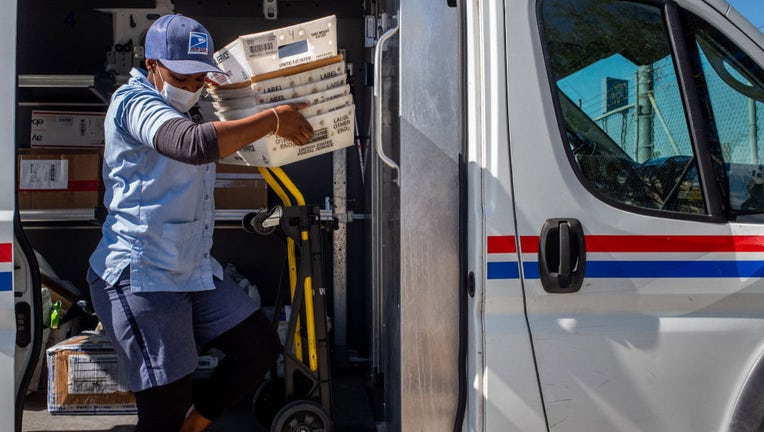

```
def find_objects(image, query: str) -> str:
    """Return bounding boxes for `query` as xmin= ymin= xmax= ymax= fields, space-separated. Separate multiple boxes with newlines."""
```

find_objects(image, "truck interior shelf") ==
xmin=19 ymin=209 xmax=97 ymax=223
xmin=19 ymin=208 xmax=263 ymax=224
xmin=17 ymin=74 xmax=113 ymax=107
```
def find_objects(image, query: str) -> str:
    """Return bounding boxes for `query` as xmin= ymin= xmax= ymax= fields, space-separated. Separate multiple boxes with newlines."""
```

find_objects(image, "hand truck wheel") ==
xmin=242 ymin=209 xmax=277 ymax=235
xmin=270 ymin=400 xmax=332 ymax=432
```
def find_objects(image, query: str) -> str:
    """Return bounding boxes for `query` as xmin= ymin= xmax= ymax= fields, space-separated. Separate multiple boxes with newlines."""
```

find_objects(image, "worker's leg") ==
xmin=133 ymin=375 xmax=193 ymax=432
xmin=195 ymin=309 xmax=281 ymax=419
xmin=188 ymin=275 xmax=281 ymax=422
xmin=87 ymin=267 xmax=200 ymax=430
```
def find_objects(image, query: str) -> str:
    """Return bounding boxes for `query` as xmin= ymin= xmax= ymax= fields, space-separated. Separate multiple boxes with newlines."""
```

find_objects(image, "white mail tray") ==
xmin=220 ymin=104 xmax=354 ymax=167
xmin=239 ymin=15 xmax=337 ymax=76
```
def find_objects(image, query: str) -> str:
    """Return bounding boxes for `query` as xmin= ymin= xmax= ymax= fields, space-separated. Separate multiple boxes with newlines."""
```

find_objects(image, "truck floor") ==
xmin=22 ymin=366 xmax=376 ymax=431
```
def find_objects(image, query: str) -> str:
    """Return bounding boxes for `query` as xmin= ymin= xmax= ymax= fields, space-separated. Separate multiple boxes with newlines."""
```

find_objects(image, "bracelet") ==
xmin=270 ymin=108 xmax=280 ymax=135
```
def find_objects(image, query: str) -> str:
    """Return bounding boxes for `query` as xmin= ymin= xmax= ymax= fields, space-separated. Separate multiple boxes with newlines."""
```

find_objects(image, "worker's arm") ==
xmin=153 ymin=103 xmax=313 ymax=164
xmin=214 ymin=103 xmax=313 ymax=158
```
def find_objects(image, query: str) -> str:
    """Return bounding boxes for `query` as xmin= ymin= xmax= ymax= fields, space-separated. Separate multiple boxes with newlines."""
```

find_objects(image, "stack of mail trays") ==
xmin=207 ymin=15 xmax=354 ymax=167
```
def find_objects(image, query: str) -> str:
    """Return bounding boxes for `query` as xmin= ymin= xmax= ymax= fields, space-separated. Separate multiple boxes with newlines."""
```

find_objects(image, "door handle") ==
xmin=538 ymin=218 xmax=586 ymax=293
xmin=373 ymin=18 xmax=400 ymax=186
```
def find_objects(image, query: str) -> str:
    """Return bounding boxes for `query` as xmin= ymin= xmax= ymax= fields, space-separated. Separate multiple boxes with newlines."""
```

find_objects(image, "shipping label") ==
xmin=20 ymin=160 xmax=68 ymax=190
xmin=244 ymin=34 xmax=278 ymax=60
xmin=67 ymin=353 xmax=128 ymax=394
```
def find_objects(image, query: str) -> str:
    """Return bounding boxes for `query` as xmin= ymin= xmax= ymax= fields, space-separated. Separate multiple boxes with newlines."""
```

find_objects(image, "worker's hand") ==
xmin=273 ymin=103 xmax=314 ymax=145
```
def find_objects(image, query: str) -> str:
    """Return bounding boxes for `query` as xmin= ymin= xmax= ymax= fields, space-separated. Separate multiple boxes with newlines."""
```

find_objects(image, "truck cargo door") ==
xmin=372 ymin=1 xmax=465 ymax=430
xmin=2 ymin=1 xmax=22 ymax=430
xmin=467 ymin=0 xmax=549 ymax=430
xmin=505 ymin=0 xmax=764 ymax=430
xmin=12 ymin=222 xmax=41 ymax=432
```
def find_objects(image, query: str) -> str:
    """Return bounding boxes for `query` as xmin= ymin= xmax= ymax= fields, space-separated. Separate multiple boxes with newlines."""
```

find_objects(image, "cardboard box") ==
xmin=46 ymin=332 xmax=137 ymax=415
xmin=31 ymin=111 xmax=105 ymax=148
xmin=17 ymin=149 xmax=102 ymax=209
xmin=215 ymin=163 xmax=268 ymax=209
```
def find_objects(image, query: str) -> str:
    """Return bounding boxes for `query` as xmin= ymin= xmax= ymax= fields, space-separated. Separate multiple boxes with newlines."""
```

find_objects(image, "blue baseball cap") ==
xmin=145 ymin=15 xmax=224 ymax=75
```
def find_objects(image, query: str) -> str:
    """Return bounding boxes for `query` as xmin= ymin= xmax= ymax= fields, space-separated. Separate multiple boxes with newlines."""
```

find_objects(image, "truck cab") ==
xmin=4 ymin=0 xmax=764 ymax=431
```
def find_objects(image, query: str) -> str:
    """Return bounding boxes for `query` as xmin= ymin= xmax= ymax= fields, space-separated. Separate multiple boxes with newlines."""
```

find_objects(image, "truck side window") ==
xmin=540 ymin=0 xmax=706 ymax=215
xmin=685 ymin=14 xmax=764 ymax=216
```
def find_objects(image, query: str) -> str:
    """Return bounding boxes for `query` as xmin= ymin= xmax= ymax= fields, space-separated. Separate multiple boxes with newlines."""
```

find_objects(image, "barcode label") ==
xmin=249 ymin=42 xmax=274 ymax=55
xmin=20 ymin=159 xmax=68 ymax=190
xmin=244 ymin=35 xmax=277 ymax=59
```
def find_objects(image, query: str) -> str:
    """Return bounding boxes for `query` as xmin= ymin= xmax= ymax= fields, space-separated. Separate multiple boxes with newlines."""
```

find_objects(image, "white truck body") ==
xmin=3 ymin=0 xmax=764 ymax=431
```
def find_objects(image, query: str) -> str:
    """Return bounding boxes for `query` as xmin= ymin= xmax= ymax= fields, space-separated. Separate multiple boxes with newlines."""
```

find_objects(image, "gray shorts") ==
xmin=87 ymin=267 xmax=259 ymax=392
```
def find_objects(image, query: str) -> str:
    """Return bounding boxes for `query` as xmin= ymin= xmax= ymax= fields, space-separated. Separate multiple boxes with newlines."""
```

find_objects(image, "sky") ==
xmin=727 ymin=0 xmax=764 ymax=32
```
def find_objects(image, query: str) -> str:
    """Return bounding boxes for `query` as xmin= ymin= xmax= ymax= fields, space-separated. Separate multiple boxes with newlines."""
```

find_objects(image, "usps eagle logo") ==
xmin=188 ymin=31 xmax=208 ymax=55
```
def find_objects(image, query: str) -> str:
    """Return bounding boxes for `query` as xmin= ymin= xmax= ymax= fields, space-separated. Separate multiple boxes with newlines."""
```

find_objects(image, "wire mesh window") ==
xmin=686 ymin=14 xmax=764 ymax=215
xmin=540 ymin=0 xmax=706 ymax=214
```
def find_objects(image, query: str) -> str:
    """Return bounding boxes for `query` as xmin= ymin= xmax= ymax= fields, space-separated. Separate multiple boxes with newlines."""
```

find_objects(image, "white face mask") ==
xmin=157 ymin=68 xmax=203 ymax=113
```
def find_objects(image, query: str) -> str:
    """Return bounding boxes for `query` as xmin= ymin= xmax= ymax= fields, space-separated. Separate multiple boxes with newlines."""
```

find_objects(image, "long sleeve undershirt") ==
xmin=153 ymin=117 xmax=220 ymax=165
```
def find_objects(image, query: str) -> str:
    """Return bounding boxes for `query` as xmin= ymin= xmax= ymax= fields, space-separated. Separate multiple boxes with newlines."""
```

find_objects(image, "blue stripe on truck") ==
xmin=487 ymin=260 xmax=764 ymax=280
xmin=0 ymin=272 xmax=11 ymax=292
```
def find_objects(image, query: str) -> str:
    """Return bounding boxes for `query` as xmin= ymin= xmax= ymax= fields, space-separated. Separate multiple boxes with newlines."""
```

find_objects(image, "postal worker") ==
xmin=87 ymin=14 xmax=312 ymax=432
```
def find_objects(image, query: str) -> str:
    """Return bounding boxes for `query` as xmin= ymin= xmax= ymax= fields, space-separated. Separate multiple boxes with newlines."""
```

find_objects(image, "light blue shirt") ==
xmin=89 ymin=68 xmax=223 ymax=292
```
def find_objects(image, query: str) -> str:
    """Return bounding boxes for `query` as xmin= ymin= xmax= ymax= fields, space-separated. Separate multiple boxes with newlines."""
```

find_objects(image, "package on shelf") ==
xmin=46 ymin=332 xmax=137 ymax=415
xmin=17 ymin=149 xmax=102 ymax=210
xmin=220 ymin=103 xmax=354 ymax=167
xmin=239 ymin=15 xmax=337 ymax=75
xmin=30 ymin=111 xmax=105 ymax=148
xmin=214 ymin=162 xmax=268 ymax=209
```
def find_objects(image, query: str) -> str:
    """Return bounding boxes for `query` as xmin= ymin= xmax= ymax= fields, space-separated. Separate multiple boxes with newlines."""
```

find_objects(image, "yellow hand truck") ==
xmin=243 ymin=166 xmax=333 ymax=432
